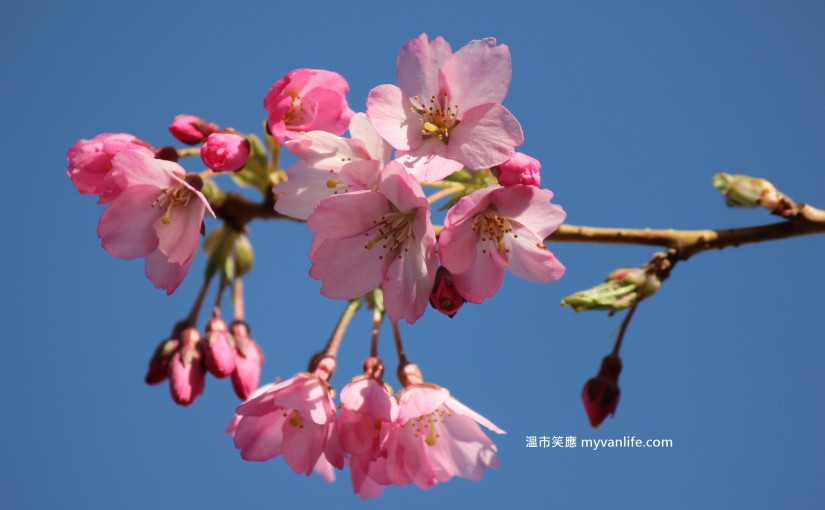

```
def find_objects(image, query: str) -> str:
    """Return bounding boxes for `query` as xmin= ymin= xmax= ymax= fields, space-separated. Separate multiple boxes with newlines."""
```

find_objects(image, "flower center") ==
xmin=282 ymin=90 xmax=305 ymax=124
xmin=409 ymin=93 xmax=460 ymax=144
xmin=152 ymin=184 xmax=195 ymax=225
xmin=471 ymin=211 xmax=515 ymax=255
xmin=363 ymin=211 xmax=416 ymax=261
xmin=285 ymin=410 xmax=304 ymax=429
xmin=408 ymin=406 xmax=453 ymax=446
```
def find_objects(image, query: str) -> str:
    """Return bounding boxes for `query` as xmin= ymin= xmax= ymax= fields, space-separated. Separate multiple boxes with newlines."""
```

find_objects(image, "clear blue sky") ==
xmin=2 ymin=1 xmax=824 ymax=508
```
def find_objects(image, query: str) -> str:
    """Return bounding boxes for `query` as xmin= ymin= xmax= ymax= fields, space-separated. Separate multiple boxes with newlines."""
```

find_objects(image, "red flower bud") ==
xmin=169 ymin=328 xmax=206 ymax=406
xmin=230 ymin=321 xmax=264 ymax=401
xmin=429 ymin=266 xmax=465 ymax=318
xmin=144 ymin=338 xmax=180 ymax=385
xmin=203 ymin=316 xmax=236 ymax=378
xmin=169 ymin=114 xmax=219 ymax=145
xmin=200 ymin=133 xmax=250 ymax=172
xmin=582 ymin=355 xmax=622 ymax=428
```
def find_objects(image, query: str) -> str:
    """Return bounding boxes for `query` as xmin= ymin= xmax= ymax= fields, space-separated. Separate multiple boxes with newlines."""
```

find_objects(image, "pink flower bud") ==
xmin=203 ymin=316 xmax=236 ymax=378
xmin=200 ymin=133 xmax=250 ymax=172
xmin=169 ymin=328 xmax=206 ymax=406
xmin=66 ymin=133 xmax=154 ymax=197
xmin=495 ymin=152 xmax=541 ymax=187
xmin=230 ymin=321 xmax=264 ymax=401
xmin=169 ymin=114 xmax=219 ymax=145
xmin=429 ymin=266 xmax=465 ymax=318
xmin=144 ymin=337 xmax=180 ymax=385
xmin=582 ymin=355 xmax=622 ymax=428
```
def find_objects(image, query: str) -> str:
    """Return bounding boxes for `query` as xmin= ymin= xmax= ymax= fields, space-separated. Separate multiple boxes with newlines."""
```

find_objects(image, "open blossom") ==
xmin=439 ymin=185 xmax=566 ymax=303
xmin=274 ymin=113 xmax=390 ymax=220
xmin=96 ymin=151 xmax=214 ymax=294
xmin=307 ymin=162 xmax=437 ymax=324
xmin=264 ymin=68 xmax=355 ymax=145
xmin=385 ymin=384 xmax=504 ymax=490
xmin=66 ymin=133 xmax=154 ymax=198
xmin=232 ymin=373 xmax=342 ymax=476
xmin=367 ymin=34 xmax=523 ymax=182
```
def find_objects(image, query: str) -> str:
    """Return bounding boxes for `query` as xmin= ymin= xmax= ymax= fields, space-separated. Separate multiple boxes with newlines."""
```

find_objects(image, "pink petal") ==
xmin=445 ymin=396 xmax=506 ymax=434
xmin=366 ymin=85 xmax=419 ymax=151
xmin=143 ymin=249 xmax=193 ymax=295
xmin=447 ymin=103 xmax=523 ymax=170
xmin=377 ymin=162 xmax=429 ymax=213
xmin=282 ymin=420 xmax=328 ymax=476
xmin=270 ymin=376 xmax=334 ymax=425
xmin=307 ymin=190 xmax=389 ymax=240
xmin=394 ymin=151 xmax=464 ymax=183
xmin=310 ymin=234 xmax=387 ymax=299
xmin=155 ymin=194 xmax=205 ymax=265
xmin=383 ymin=235 xmax=437 ymax=325
xmin=491 ymin=186 xmax=566 ymax=239
xmin=397 ymin=33 xmax=453 ymax=100
xmin=98 ymin=185 xmax=162 ymax=260
xmin=234 ymin=413 xmax=286 ymax=461
xmin=274 ymin=161 xmax=345 ymax=221
xmin=450 ymin=243 xmax=507 ymax=304
xmin=438 ymin=38 xmax=511 ymax=111
xmin=396 ymin=385 xmax=450 ymax=424
xmin=348 ymin=112 xmax=391 ymax=163
xmin=505 ymin=223 xmax=566 ymax=284
xmin=339 ymin=160 xmax=382 ymax=191
xmin=341 ymin=378 xmax=399 ymax=422
xmin=108 ymin=151 xmax=178 ymax=190
xmin=285 ymin=131 xmax=364 ymax=170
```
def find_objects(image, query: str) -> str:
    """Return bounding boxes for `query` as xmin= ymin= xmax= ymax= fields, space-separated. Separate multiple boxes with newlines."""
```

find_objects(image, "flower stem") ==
xmin=370 ymin=307 xmax=384 ymax=358
xmin=177 ymin=147 xmax=201 ymax=158
xmin=323 ymin=299 xmax=361 ymax=358
xmin=392 ymin=321 xmax=407 ymax=366
xmin=427 ymin=186 xmax=464 ymax=205
xmin=233 ymin=278 xmax=244 ymax=321
xmin=611 ymin=304 xmax=638 ymax=357
xmin=184 ymin=277 xmax=212 ymax=327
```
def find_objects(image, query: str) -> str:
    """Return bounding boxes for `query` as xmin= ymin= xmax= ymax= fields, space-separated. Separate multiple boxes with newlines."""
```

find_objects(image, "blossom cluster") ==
xmin=229 ymin=358 xmax=503 ymax=499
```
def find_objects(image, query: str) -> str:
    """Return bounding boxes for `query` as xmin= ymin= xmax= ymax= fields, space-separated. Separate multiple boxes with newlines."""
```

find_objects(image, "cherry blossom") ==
xmin=307 ymin=162 xmax=437 ymax=324
xmin=439 ymin=185 xmax=566 ymax=303
xmin=367 ymin=34 xmax=523 ymax=182
xmin=66 ymin=133 xmax=154 ymax=199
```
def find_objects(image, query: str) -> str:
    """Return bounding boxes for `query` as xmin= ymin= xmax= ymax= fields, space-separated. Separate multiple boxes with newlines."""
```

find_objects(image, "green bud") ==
xmin=561 ymin=267 xmax=660 ymax=315
xmin=203 ymin=226 xmax=238 ymax=281
xmin=712 ymin=173 xmax=782 ymax=210
xmin=233 ymin=233 xmax=254 ymax=277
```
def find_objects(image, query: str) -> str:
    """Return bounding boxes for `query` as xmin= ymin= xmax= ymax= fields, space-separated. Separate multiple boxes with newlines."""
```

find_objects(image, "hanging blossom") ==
xmin=66 ymin=133 xmax=154 ymax=200
xmin=438 ymin=185 xmax=566 ymax=303
xmin=274 ymin=113 xmax=391 ymax=220
xmin=96 ymin=151 xmax=214 ymax=294
xmin=307 ymin=162 xmax=437 ymax=324
xmin=367 ymin=34 xmax=523 ymax=183
xmin=264 ymin=68 xmax=355 ymax=145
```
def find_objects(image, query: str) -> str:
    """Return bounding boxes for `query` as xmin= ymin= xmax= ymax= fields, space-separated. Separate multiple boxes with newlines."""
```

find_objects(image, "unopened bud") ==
xmin=230 ymin=321 xmax=264 ymax=401
xmin=169 ymin=114 xmax=219 ymax=145
xmin=582 ymin=355 xmax=622 ymax=428
xmin=561 ymin=267 xmax=660 ymax=314
xmin=145 ymin=338 xmax=180 ymax=385
xmin=201 ymin=133 xmax=251 ymax=172
xmin=429 ymin=267 xmax=465 ymax=318
xmin=203 ymin=315 xmax=236 ymax=378
xmin=169 ymin=327 xmax=206 ymax=406
xmin=494 ymin=152 xmax=541 ymax=187
xmin=712 ymin=173 xmax=791 ymax=212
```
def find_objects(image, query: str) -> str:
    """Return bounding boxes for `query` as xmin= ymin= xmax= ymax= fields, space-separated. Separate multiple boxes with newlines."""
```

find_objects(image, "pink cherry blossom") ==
xmin=307 ymin=162 xmax=437 ymax=324
xmin=232 ymin=373 xmax=342 ymax=477
xmin=367 ymin=34 xmax=524 ymax=182
xmin=274 ymin=113 xmax=390 ymax=220
xmin=66 ymin=133 xmax=154 ymax=199
xmin=439 ymin=185 xmax=566 ymax=303
xmin=385 ymin=384 xmax=504 ymax=490
xmin=339 ymin=376 xmax=399 ymax=457
xmin=496 ymin=152 xmax=541 ymax=187
xmin=200 ymin=133 xmax=250 ymax=172
xmin=96 ymin=151 xmax=214 ymax=294
xmin=264 ymin=68 xmax=355 ymax=145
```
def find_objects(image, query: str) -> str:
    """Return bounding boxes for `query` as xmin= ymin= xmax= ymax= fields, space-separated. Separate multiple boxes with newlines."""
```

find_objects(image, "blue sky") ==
xmin=2 ymin=1 xmax=824 ymax=508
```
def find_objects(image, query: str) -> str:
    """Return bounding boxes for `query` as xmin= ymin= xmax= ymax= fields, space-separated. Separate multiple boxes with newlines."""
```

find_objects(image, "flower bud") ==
xmin=561 ymin=267 xmax=660 ymax=314
xmin=154 ymin=146 xmax=179 ymax=162
xmin=494 ymin=152 xmax=541 ymax=187
xmin=230 ymin=321 xmax=264 ymax=401
xmin=582 ymin=354 xmax=622 ymax=428
xmin=429 ymin=266 xmax=465 ymax=318
xmin=144 ymin=337 xmax=180 ymax=385
xmin=169 ymin=114 xmax=219 ymax=145
xmin=203 ymin=315 xmax=236 ymax=378
xmin=712 ymin=173 xmax=791 ymax=212
xmin=201 ymin=133 xmax=251 ymax=172
xmin=169 ymin=327 xmax=206 ymax=406
xmin=66 ymin=133 xmax=154 ymax=197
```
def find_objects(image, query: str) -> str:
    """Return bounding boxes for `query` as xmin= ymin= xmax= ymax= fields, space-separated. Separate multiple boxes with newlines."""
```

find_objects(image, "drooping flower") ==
xmin=201 ymin=133 xmax=250 ymax=172
xmin=582 ymin=354 xmax=622 ymax=428
xmin=232 ymin=372 xmax=342 ymax=477
xmin=274 ymin=113 xmax=390 ymax=220
xmin=385 ymin=383 xmax=505 ymax=490
xmin=169 ymin=114 xmax=219 ymax=145
xmin=438 ymin=185 xmax=566 ymax=303
xmin=495 ymin=152 xmax=541 ymax=187
xmin=339 ymin=376 xmax=399 ymax=458
xmin=264 ymin=68 xmax=355 ymax=145
xmin=367 ymin=34 xmax=523 ymax=182
xmin=96 ymin=151 xmax=214 ymax=294
xmin=307 ymin=162 xmax=437 ymax=324
xmin=66 ymin=133 xmax=154 ymax=199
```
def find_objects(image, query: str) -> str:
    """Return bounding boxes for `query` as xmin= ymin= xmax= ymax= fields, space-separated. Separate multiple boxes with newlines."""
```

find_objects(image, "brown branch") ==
xmin=211 ymin=192 xmax=299 ymax=231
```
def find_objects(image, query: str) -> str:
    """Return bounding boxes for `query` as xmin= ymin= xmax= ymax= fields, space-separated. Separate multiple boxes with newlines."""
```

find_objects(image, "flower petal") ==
xmin=491 ymin=186 xmax=566 ymax=239
xmin=366 ymin=85 xmax=419 ymax=151
xmin=274 ymin=161 xmax=346 ymax=221
xmin=438 ymin=38 xmax=511 ymax=111
xmin=447 ymin=103 xmax=523 ymax=170
xmin=504 ymin=222 xmax=566 ymax=284
xmin=233 ymin=413 xmax=286 ymax=461
xmin=143 ymin=249 xmax=193 ymax=295
xmin=309 ymin=235 xmax=387 ymax=299
xmin=397 ymin=33 xmax=453 ymax=99
xmin=97 ymin=185 xmax=162 ymax=260
xmin=450 ymin=243 xmax=507 ymax=304
xmin=394 ymin=152 xmax=464 ymax=184
xmin=308 ymin=190 xmax=389 ymax=240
